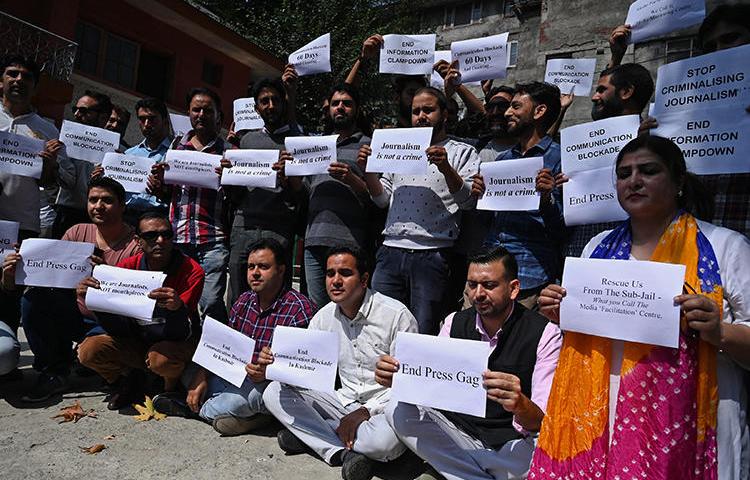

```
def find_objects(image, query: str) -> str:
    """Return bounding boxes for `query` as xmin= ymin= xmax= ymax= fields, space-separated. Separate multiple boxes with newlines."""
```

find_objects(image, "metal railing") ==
xmin=0 ymin=11 xmax=77 ymax=82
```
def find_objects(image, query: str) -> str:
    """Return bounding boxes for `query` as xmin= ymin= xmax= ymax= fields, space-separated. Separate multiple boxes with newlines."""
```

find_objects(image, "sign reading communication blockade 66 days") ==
xmin=59 ymin=120 xmax=119 ymax=163
xmin=379 ymin=34 xmax=436 ymax=75
xmin=451 ymin=33 xmax=509 ymax=83
xmin=288 ymin=33 xmax=331 ymax=76
xmin=0 ymin=131 xmax=44 ymax=179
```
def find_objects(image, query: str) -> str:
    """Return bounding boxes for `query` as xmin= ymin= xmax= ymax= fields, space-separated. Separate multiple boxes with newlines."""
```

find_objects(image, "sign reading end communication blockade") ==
xmin=193 ymin=316 xmax=256 ymax=388
xmin=85 ymin=265 xmax=166 ymax=322
xmin=284 ymin=135 xmax=337 ymax=176
xmin=626 ymin=0 xmax=705 ymax=44
xmin=451 ymin=33 xmax=508 ymax=83
xmin=0 ymin=131 xmax=44 ymax=179
xmin=289 ymin=33 xmax=331 ymax=76
xmin=365 ymin=127 xmax=432 ymax=175
xmin=477 ymin=157 xmax=543 ymax=212
xmin=560 ymin=257 xmax=685 ymax=348
xmin=379 ymin=34 xmax=436 ymax=75
xmin=265 ymin=326 xmax=339 ymax=393
xmin=15 ymin=239 xmax=94 ymax=289
xmin=391 ymin=332 xmax=490 ymax=417
xmin=233 ymin=98 xmax=264 ymax=131
xmin=163 ymin=150 xmax=222 ymax=190
xmin=101 ymin=152 xmax=153 ymax=194
xmin=59 ymin=120 xmax=119 ymax=163
xmin=544 ymin=58 xmax=597 ymax=97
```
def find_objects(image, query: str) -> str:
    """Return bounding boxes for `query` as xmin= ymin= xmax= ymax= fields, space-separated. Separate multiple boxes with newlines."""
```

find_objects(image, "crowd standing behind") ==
xmin=1 ymin=4 xmax=749 ymax=480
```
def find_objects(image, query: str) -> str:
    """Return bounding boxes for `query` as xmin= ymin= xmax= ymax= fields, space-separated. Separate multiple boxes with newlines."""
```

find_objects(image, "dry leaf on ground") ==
xmin=132 ymin=396 xmax=166 ymax=421
xmin=103 ymin=434 xmax=116 ymax=440
xmin=51 ymin=400 xmax=98 ymax=423
xmin=79 ymin=444 xmax=106 ymax=454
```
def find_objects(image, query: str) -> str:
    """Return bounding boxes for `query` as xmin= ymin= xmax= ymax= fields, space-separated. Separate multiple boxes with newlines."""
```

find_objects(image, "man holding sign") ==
xmin=264 ymin=247 xmax=417 ymax=480
xmin=377 ymin=247 xmax=561 ymax=480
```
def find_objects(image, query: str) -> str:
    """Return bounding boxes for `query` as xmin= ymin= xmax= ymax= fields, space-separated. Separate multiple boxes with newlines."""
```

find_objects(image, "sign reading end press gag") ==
xmin=289 ymin=33 xmax=331 ymax=76
xmin=284 ymin=135 xmax=337 ymax=176
xmin=477 ymin=157 xmax=543 ymax=212
xmin=163 ymin=150 xmax=222 ymax=190
xmin=0 ymin=220 xmax=19 ymax=259
xmin=0 ymin=131 xmax=44 ymax=179
xmin=221 ymin=149 xmax=278 ymax=189
xmin=265 ymin=326 xmax=339 ymax=393
xmin=544 ymin=58 xmax=597 ymax=97
xmin=192 ymin=316 xmax=256 ymax=388
xmin=85 ymin=265 xmax=166 ymax=322
xmin=101 ymin=152 xmax=154 ymax=194
xmin=379 ymin=34 xmax=436 ymax=75
xmin=365 ymin=127 xmax=432 ymax=175
xmin=233 ymin=98 xmax=264 ymax=131
xmin=451 ymin=33 xmax=509 ymax=83
xmin=15 ymin=239 xmax=94 ymax=289
xmin=59 ymin=120 xmax=119 ymax=163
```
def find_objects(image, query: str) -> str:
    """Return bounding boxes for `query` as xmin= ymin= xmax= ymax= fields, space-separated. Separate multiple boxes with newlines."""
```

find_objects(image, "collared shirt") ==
xmin=484 ymin=136 xmax=566 ymax=290
xmin=309 ymin=289 xmax=418 ymax=414
xmin=124 ymin=136 xmax=171 ymax=212
xmin=169 ymin=131 xmax=228 ymax=245
xmin=228 ymin=288 xmax=316 ymax=364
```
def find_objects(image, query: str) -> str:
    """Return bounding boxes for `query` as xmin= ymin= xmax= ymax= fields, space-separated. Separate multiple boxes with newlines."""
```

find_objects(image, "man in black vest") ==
xmin=376 ymin=246 xmax=562 ymax=479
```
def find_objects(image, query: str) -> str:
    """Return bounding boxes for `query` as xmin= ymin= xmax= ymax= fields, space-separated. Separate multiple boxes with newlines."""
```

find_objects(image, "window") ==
xmin=137 ymin=49 xmax=172 ymax=99
xmin=503 ymin=0 xmax=542 ymax=17
xmin=103 ymin=34 xmax=138 ymax=89
xmin=444 ymin=1 xmax=483 ymax=28
xmin=665 ymin=37 xmax=696 ymax=63
xmin=74 ymin=22 xmax=101 ymax=75
xmin=507 ymin=41 xmax=519 ymax=68
xmin=202 ymin=60 xmax=223 ymax=87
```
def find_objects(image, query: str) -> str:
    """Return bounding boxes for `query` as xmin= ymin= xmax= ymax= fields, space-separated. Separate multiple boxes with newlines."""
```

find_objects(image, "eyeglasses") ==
xmin=71 ymin=105 xmax=102 ymax=115
xmin=139 ymin=230 xmax=174 ymax=242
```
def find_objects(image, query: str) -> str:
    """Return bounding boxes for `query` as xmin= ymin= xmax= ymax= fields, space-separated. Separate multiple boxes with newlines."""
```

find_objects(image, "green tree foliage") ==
xmin=195 ymin=0 xmax=430 ymax=131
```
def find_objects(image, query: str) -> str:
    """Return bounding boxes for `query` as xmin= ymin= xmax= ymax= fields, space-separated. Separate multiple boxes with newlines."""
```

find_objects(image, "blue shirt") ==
xmin=123 ymin=136 xmax=172 ymax=212
xmin=484 ymin=136 xmax=566 ymax=290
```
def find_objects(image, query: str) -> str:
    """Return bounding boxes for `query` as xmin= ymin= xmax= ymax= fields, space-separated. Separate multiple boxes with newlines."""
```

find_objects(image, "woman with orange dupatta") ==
xmin=529 ymin=136 xmax=750 ymax=480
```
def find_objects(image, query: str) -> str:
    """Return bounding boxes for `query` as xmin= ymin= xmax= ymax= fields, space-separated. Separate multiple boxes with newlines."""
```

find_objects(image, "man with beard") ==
xmin=105 ymin=104 xmax=131 ymax=150
xmin=478 ymin=86 xmax=516 ymax=163
xmin=471 ymin=82 xmax=564 ymax=310
xmin=358 ymin=87 xmax=480 ymax=334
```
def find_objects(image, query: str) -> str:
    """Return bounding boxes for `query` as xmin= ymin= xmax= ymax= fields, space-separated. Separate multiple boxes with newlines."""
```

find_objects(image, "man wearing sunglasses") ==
xmin=75 ymin=211 xmax=204 ymax=410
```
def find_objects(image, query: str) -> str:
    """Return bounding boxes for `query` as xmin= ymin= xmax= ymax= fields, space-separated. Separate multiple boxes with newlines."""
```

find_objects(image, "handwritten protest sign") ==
xmin=15 ymin=239 xmax=94 ymax=288
xmin=477 ymin=157 xmax=542 ymax=212
xmin=392 ymin=332 xmax=490 ymax=417
xmin=233 ymin=98 xmax=264 ymax=131
xmin=192 ymin=316 xmax=256 ymax=388
xmin=560 ymin=257 xmax=685 ymax=348
xmin=169 ymin=113 xmax=192 ymax=138
xmin=365 ymin=127 xmax=432 ymax=175
xmin=85 ymin=265 xmax=166 ymax=322
xmin=284 ymin=135 xmax=337 ymax=176
xmin=0 ymin=220 xmax=19 ymax=260
xmin=289 ymin=33 xmax=331 ymax=76
xmin=163 ymin=150 xmax=222 ymax=190
xmin=451 ymin=33 xmax=509 ymax=83
xmin=59 ymin=120 xmax=119 ymax=163
xmin=544 ymin=58 xmax=597 ymax=97
xmin=379 ymin=34 xmax=436 ymax=75
xmin=0 ymin=131 xmax=44 ymax=179
xmin=626 ymin=0 xmax=705 ymax=44
xmin=221 ymin=149 xmax=278 ymax=188
xmin=101 ymin=152 xmax=153 ymax=193
xmin=265 ymin=326 xmax=339 ymax=393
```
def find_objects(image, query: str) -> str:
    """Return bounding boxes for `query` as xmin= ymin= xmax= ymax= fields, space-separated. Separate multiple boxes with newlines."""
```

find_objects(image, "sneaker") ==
xmin=152 ymin=392 xmax=194 ymax=418
xmin=212 ymin=413 xmax=273 ymax=436
xmin=341 ymin=451 xmax=375 ymax=480
xmin=21 ymin=373 xmax=68 ymax=403
xmin=277 ymin=428 xmax=310 ymax=455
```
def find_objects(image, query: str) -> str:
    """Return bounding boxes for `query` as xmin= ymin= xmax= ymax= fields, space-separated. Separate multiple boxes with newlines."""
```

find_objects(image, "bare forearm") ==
xmin=513 ymin=395 xmax=545 ymax=432
xmin=719 ymin=323 xmax=750 ymax=370
xmin=456 ymin=85 xmax=486 ymax=115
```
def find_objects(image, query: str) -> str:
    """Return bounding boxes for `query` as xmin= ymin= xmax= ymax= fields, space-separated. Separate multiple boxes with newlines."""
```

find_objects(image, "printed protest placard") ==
xmin=626 ymin=0 xmax=705 ymax=44
xmin=477 ymin=157 xmax=542 ymax=212
xmin=169 ymin=113 xmax=192 ymax=138
xmin=652 ymin=104 xmax=750 ymax=175
xmin=265 ymin=326 xmax=339 ymax=393
xmin=221 ymin=149 xmax=278 ymax=188
xmin=560 ymin=257 xmax=685 ymax=348
xmin=59 ymin=120 xmax=119 ymax=163
xmin=365 ymin=127 xmax=432 ymax=175
xmin=289 ymin=33 xmax=331 ymax=76
xmin=0 ymin=131 xmax=44 ymax=179
xmin=0 ymin=220 xmax=19 ymax=260
xmin=15 ymin=239 xmax=94 ymax=288
xmin=163 ymin=150 xmax=222 ymax=190
xmin=233 ymin=98 xmax=264 ymax=131
xmin=544 ymin=58 xmax=597 ymax=97
xmin=563 ymin=166 xmax=629 ymax=226
xmin=391 ymin=332 xmax=490 ymax=417
xmin=192 ymin=316 xmax=256 ymax=388
xmin=284 ymin=135 xmax=337 ymax=176
xmin=101 ymin=152 xmax=153 ymax=193
xmin=451 ymin=33 xmax=509 ymax=83
xmin=85 ymin=265 xmax=166 ymax=322
xmin=431 ymin=50 xmax=480 ymax=89
xmin=379 ymin=34 xmax=436 ymax=75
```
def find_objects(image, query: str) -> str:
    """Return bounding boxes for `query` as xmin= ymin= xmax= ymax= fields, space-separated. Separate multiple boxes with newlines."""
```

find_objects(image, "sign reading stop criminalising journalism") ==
xmin=59 ymin=120 xmax=119 ymax=163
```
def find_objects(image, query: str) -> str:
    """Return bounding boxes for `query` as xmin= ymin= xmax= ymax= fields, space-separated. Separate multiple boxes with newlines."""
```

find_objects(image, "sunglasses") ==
xmin=139 ymin=230 xmax=174 ymax=242
xmin=71 ymin=105 xmax=102 ymax=115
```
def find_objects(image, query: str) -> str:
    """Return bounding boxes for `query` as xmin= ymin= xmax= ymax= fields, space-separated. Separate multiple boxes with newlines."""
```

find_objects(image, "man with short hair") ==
xmin=76 ymin=211 xmax=204 ymax=410
xmin=478 ymin=86 xmax=516 ymax=163
xmin=378 ymin=247 xmax=562 ymax=480
xmin=359 ymin=86 xmax=480 ymax=334
xmin=167 ymin=238 xmax=315 ymax=435
xmin=106 ymin=104 xmax=131 ymax=150
xmin=263 ymin=247 xmax=417 ymax=480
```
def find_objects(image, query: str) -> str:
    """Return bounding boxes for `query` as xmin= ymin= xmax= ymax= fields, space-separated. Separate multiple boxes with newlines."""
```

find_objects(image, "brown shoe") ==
xmin=211 ymin=413 xmax=273 ymax=436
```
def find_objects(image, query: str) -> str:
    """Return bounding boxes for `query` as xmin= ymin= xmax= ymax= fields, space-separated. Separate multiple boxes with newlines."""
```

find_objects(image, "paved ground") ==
xmin=0 ymin=331 xmax=424 ymax=480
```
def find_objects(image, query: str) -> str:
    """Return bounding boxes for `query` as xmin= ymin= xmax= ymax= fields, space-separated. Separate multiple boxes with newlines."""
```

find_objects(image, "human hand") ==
xmin=374 ymin=355 xmax=399 ymax=388
xmin=537 ymin=284 xmax=566 ymax=324
xmin=471 ymin=173 xmax=485 ymax=198
xmin=148 ymin=287 xmax=184 ymax=311
xmin=675 ymin=293 xmax=722 ymax=347
xmin=335 ymin=407 xmax=370 ymax=450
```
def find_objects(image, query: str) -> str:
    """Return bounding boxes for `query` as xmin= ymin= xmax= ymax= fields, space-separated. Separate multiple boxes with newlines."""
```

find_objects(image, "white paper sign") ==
xmin=652 ymin=44 xmax=750 ymax=117
xmin=365 ymin=127 xmax=432 ymax=175
xmin=163 ymin=150 xmax=222 ymax=190
xmin=477 ymin=157 xmax=543 ymax=212
xmin=284 ymin=135 xmax=337 ymax=176
xmin=451 ymin=33 xmax=509 ymax=83
xmin=289 ymin=33 xmax=331 ymax=76
xmin=169 ymin=113 xmax=192 ymax=138
xmin=560 ymin=257 xmax=686 ymax=348
xmin=626 ymin=0 xmax=705 ymax=44
xmin=192 ymin=316 xmax=256 ymax=388
xmin=85 ymin=265 xmax=166 ymax=322
xmin=0 ymin=131 xmax=44 ymax=179
xmin=265 ymin=325 xmax=339 ymax=393
xmin=392 ymin=332 xmax=490 ymax=417
xmin=652 ymin=104 xmax=750 ymax=175
xmin=101 ymin=152 xmax=153 ymax=193
xmin=59 ymin=120 xmax=119 ymax=163
xmin=233 ymin=98 xmax=264 ymax=131
xmin=0 ymin=220 xmax=19 ymax=259
xmin=561 ymin=115 xmax=641 ymax=175
xmin=431 ymin=50 xmax=480 ymax=89
xmin=221 ymin=149 xmax=278 ymax=188
xmin=15 ymin=238 xmax=94 ymax=288
xmin=379 ymin=34 xmax=436 ymax=75
xmin=544 ymin=58 xmax=597 ymax=97
xmin=563 ymin=166 xmax=629 ymax=226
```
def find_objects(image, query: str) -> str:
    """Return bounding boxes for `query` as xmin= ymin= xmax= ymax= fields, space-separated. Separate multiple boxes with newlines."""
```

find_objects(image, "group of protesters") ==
xmin=1 ymin=4 xmax=749 ymax=480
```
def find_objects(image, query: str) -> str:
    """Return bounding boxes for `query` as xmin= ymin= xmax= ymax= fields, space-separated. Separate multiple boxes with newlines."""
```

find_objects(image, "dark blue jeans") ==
xmin=371 ymin=246 xmax=451 ymax=335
